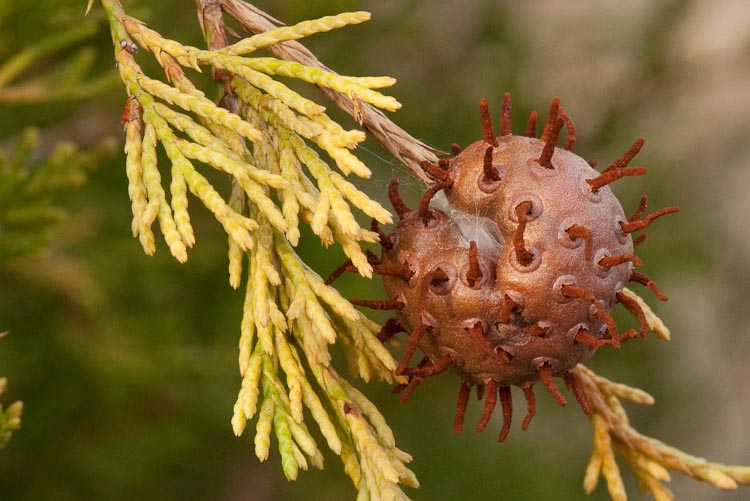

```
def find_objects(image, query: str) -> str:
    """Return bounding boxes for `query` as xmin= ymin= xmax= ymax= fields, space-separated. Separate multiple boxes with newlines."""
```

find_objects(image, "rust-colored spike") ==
xmin=559 ymin=107 xmax=576 ymax=150
xmin=561 ymin=284 xmax=619 ymax=347
xmin=540 ymin=97 xmax=561 ymax=142
xmin=500 ymin=92 xmax=512 ymax=136
xmin=479 ymin=98 xmax=499 ymax=147
xmin=429 ymin=267 xmax=450 ymax=288
xmin=566 ymin=224 xmax=593 ymax=261
xmin=603 ymin=137 xmax=645 ymax=173
xmin=574 ymin=327 xmax=635 ymax=349
xmin=573 ymin=328 xmax=602 ymax=348
xmin=629 ymin=195 xmax=649 ymax=222
xmin=454 ymin=382 xmax=472 ymax=434
xmin=420 ymin=160 xmax=450 ymax=181
xmin=536 ymin=117 xmax=564 ymax=169
xmin=418 ymin=179 xmax=452 ymax=225
xmin=398 ymin=379 xmax=421 ymax=402
xmin=499 ymin=294 xmax=521 ymax=324
xmin=476 ymin=379 xmax=499 ymax=432
xmin=513 ymin=201 xmax=535 ymax=266
xmin=588 ymin=158 xmax=599 ymax=169
xmin=388 ymin=178 xmax=410 ymax=217
xmin=325 ymin=259 xmax=353 ymax=285
xmin=495 ymin=346 xmax=513 ymax=363
xmin=538 ymin=363 xmax=567 ymax=406
xmin=422 ymin=354 xmax=453 ymax=377
xmin=397 ymin=358 xmax=428 ymax=402
xmin=563 ymin=372 xmax=590 ymax=414
xmin=577 ymin=327 xmax=603 ymax=347
xmin=633 ymin=233 xmax=648 ymax=246
xmin=619 ymin=329 xmax=639 ymax=344
xmin=451 ymin=143 xmax=463 ymax=156
xmin=630 ymin=271 xmax=668 ymax=301
xmin=482 ymin=146 xmax=500 ymax=183
xmin=523 ymin=322 xmax=550 ymax=337
xmin=619 ymin=290 xmax=649 ymax=337
xmin=587 ymin=167 xmax=647 ymax=193
xmin=364 ymin=249 xmax=382 ymax=265
xmin=350 ymin=299 xmax=404 ymax=310
xmin=466 ymin=240 xmax=483 ymax=286
xmin=465 ymin=322 xmax=492 ymax=352
xmin=438 ymin=158 xmax=452 ymax=169
xmin=525 ymin=111 xmax=538 ymax=138
xmin=330 ymin=261 xmax=412 ymax=283
xmin=398 ymin=377 xmax=423 ymax=403
xmin=372 ymin=263 xmax=414 ymax=281
xmin=396 ymin=323 xmax=432 ymax=375
xmin=377 ymin=318 xmax=404 ymax=342
xmin=521 ymin=385 xmax=536 ymax=430
xmin=497 ymin=386 xmax=513 ymax=442
xmin=371 ymin=218 xmax=393 ymax=250
xmin=400 ymin=354 xmax=453 ymax=379
xmin=476 ymin=384 xmax=485 ymax=401
xmin=620 ymin=206 xmax=680 ymax=233
xmin=598 ymin=253 xmax=644 ymax=270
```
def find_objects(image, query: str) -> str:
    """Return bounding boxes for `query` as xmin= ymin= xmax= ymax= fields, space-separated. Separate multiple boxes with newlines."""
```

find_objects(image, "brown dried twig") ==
xmin=217 ymin=0 xmax=442 ymax=184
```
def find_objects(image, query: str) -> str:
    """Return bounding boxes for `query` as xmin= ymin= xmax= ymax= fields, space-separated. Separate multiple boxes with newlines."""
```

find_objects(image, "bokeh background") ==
xmin=1 ymin=0 xmax=748 ymax=500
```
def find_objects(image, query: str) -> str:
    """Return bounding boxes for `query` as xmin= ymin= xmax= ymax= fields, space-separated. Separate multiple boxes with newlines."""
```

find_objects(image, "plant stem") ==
xmin=217 ymin=0 xmax=441 ymax=184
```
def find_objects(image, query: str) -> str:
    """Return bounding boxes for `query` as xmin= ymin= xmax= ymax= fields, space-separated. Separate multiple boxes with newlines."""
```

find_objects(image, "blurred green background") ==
xmin=1 ymin=0 xmax=748 ymax=499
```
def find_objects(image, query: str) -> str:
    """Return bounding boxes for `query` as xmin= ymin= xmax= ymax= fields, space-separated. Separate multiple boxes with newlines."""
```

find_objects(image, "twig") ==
xmin=217 ymin=0 xmax=442 ymax=185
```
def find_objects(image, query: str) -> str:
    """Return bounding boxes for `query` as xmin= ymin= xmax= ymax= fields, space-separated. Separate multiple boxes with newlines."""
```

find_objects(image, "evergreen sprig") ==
xmin=0 ymin=8 xmax=114 ymax=103
xmin=101 ymin=0 xmax=415 ymax=497
xmin=0 ymin=371 xmax=22 ymax=449
xmin=573 ymin=364 xmax=750 ymax=500
xmin=0 ymin=128 xmax=113 ymax=262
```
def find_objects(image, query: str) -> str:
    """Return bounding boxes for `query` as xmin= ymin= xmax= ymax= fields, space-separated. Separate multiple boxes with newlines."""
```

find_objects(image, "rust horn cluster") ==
xmin=328 ymin=92 xmax=678 ymax=441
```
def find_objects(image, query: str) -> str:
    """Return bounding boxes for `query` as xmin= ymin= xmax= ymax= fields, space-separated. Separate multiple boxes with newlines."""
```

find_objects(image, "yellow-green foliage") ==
xmin=0 ymin=129 xmax=113 ymax=262
xmin=0 ymin=373 xmax=22 ymax=449
xmin=0 ymin=5 xmax=114 ymax=103
xmin=101 ymin=0 xmax=415 ymax=497
xmin=574 ymin=365 xmax=750 ymax=500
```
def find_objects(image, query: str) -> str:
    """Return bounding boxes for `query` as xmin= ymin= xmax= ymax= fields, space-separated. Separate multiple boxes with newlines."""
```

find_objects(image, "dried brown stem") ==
xmin=217 ymin=0 xmax=441 ymax=184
